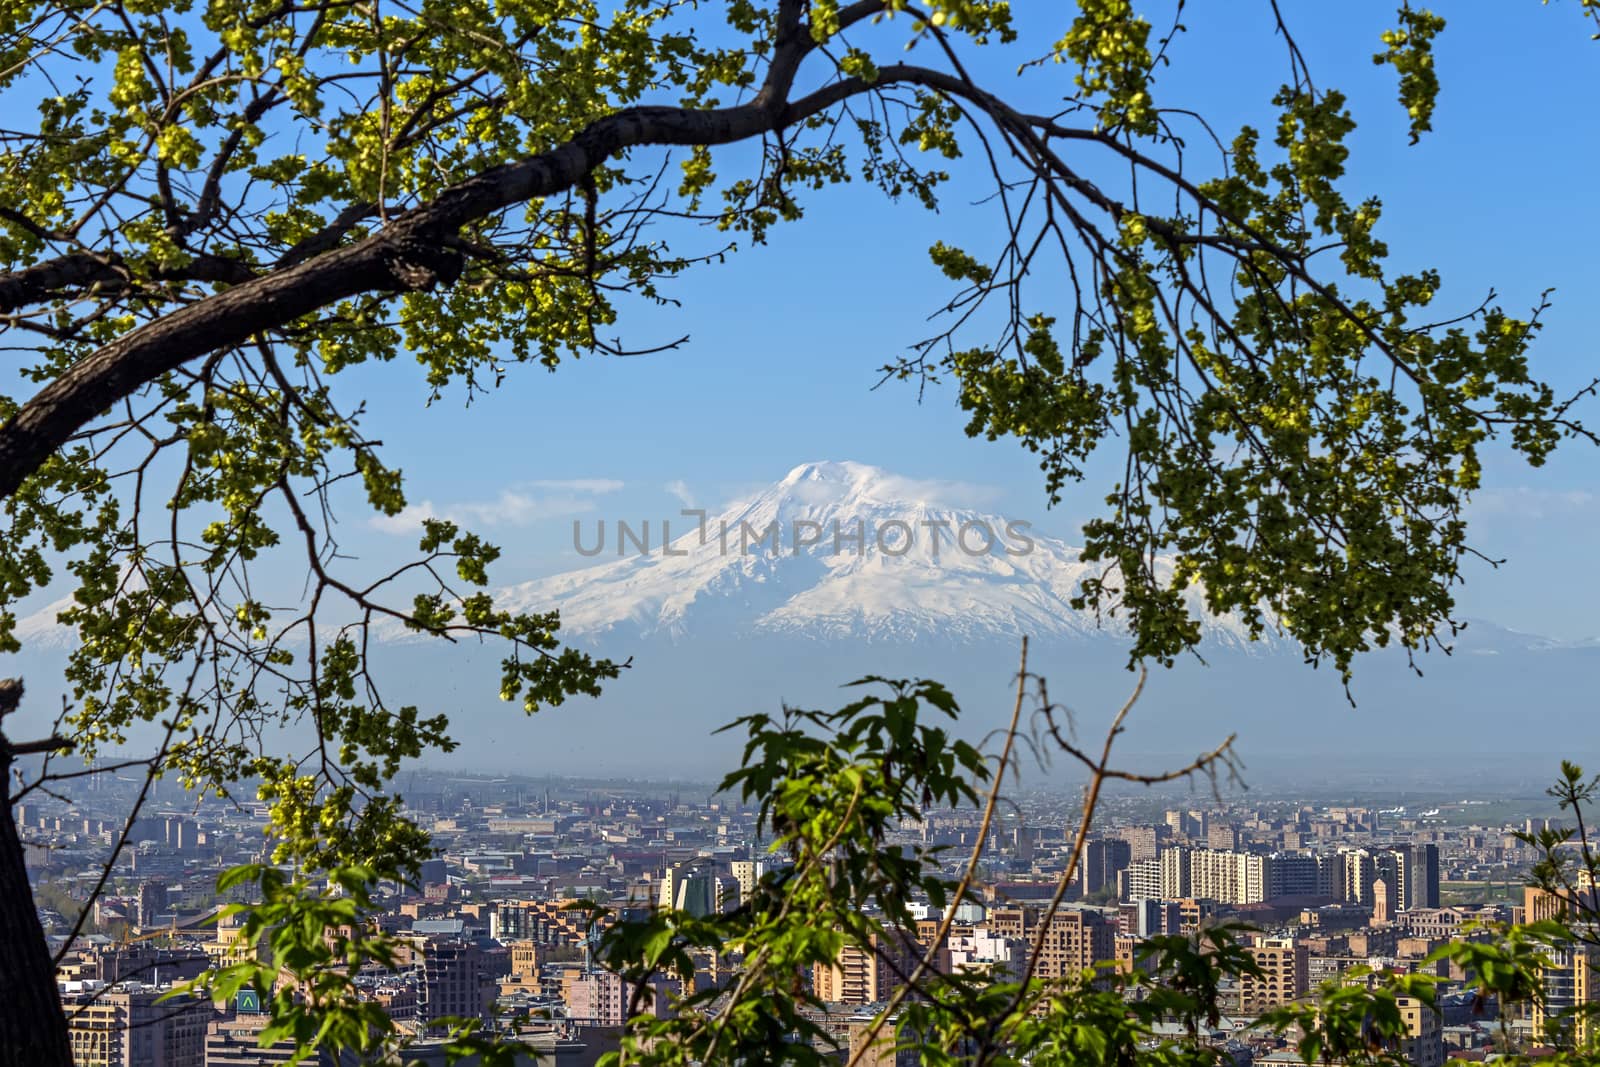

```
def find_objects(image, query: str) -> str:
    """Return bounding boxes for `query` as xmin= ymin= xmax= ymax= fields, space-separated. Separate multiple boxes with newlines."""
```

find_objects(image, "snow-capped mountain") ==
xmin=13 ymin=460 xmax=1597 ymax=661
xmin=496 ymin=460 xmax=1274 ymax=649
xmin=7 ymin=461 xmax=1597 ymax=777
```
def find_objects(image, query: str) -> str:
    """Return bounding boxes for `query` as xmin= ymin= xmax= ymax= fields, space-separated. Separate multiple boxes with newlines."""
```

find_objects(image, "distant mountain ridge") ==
xmin=497 ymin=460 xmax=1277 ymax=650
xmin=15 ymin=461 xmax=1600 ymax=659
xmin=5 ymin=461 xmax=1596 ymax=776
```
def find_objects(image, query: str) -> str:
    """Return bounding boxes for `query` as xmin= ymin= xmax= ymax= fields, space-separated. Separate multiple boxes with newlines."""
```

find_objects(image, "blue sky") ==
xmin=333 ymin=2 xmax=1600 ymax=640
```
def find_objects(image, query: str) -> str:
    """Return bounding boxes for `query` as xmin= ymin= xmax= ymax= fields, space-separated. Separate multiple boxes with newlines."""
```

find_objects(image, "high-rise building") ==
xmin=1534 ymin=943 xmax=1598 ymax=1047
xmin=163 ymin=816 xmax=193 ymax=850
xmin=678 ymin=873 xmax=738 ymax=916
xmin=1189 ymin=850 xmax=1268 ymax=905
xmin=1080 ymin=839 xmax=1132 ymax=898
xmin=1164 ymin=810 xmax=1203 ymax=839
xmin=731 ymin=859 xmax=765 ymax=905
xmin=658 ymin=865 xmax=681 ymax=911
xmin=812 ymin=927 xmax=931 ymax=1005
xmin=1013 ymin=824 xmax=1036 ymax=862
xmin=1342 ymin=849 xmax=1399 ymax=905
xmin=1405 ymin=844 xmax=1441 ymax=910
xmin=136 ymin=878 xmax=167 ymax=931
xmin=984 ymin=907 xmax=1115 ymax=981
xmin=1266 ymin=853 xmax=1323 ymax=898
xmin=1207 ymin=824 xmax=1241 ymax=852
xmin=1328 ymin=844 xmax=1439 ymax=912
xmin=1160 ymin=848 xmax=1192 ymax=899
xmin=1238 ymin=936 xmax=1309 ymax=1013
xmin=1316 ymin=852 xmax=1347 ymax=900
xmin=1121 ymin=859 xmax=1164 ymax=902
xmin=658 ymin=861 xmax=738 ymax=916
xmin=1119 ymin=826 xmax=1161 ymax=863
xmin=416 ymin=939 xmax=494 ymax=1027
xmin=1342 ymin=849 xmax=1372 ymax=904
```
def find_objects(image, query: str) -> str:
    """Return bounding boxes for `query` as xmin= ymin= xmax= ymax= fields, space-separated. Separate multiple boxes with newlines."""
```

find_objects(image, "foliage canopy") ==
xmin=0 ymin=0 xmax=1596 ymax=1061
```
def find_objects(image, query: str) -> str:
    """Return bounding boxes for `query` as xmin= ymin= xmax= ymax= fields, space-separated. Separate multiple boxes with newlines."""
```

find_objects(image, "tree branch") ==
xmin=0 ymin=250 xmax=258 ymax=315
xmin=0 ymin=54 xmax=907 ymax=501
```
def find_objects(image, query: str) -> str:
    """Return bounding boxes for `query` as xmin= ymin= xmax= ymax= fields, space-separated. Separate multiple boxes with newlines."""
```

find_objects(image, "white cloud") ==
xmin=1470 ymin=487 xmax=1597 ymax=519
xmin=370 ymin=501 xmax=442 ymax=535
xmin=664 ymin=479 xmax=697 ymax=508
xmin=529 ymin=479 xmax=624 ymax=494
xmin=862 ymin=474 xmax=1006 ymax=508
xmin=370 ymin=479 xmax=623 ymax=535
xmin=456 ymin=489 xmax=602 ymax=527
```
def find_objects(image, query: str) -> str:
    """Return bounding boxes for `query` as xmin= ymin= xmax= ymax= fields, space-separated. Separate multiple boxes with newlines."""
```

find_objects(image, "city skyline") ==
xmin=32 ymin=758 xmax=1596 ymax=1063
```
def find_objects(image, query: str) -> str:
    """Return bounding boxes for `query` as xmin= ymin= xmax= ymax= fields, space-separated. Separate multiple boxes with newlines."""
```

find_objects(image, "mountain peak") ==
xmin=496 ymin=462 xmax=1273 ymax=649
xmin=779 ymin=459 xmax=878 ymax=486
xmin=772 ymin=460 xmax=919 ymax=507
xmin=763 ymin=460 xmax=1004 ymax=517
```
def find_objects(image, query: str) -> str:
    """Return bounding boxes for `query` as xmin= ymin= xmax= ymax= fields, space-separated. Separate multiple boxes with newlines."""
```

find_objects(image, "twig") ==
xmin=843 ymin=636 xmax=1032 ymax=1067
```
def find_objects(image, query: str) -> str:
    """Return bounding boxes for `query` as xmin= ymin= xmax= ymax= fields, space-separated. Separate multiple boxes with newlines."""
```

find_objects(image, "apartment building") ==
xmin=812 ymin=927 xmax=930 ymax=1005
xmin=1189 ymin=849 xmax=1268 ymax=905
xmin=1534 ymin=942 xmax=1598 ymax=1047
xmin=985 ymin=907 xmax=1115 ymax=982
xmin=64 ymin=984 xmax=210 ymax=1067
xmin=1397 ymin=993 xmax=1446 ymax=1067
xmin=1237 ymin=937 xmax=1309 ymax=1014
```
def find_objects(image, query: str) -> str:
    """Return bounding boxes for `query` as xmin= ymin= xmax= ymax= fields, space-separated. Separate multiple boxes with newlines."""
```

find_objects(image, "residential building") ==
xmin=566 ymin=969 xmax=679 ymax=1026
xmin=985 ymin=907 xmax=1114 ymax=982
xmin=1189 ymin=849 xmax=1268 ymax=905
xmin=813 ymin=927 xmax=930 ymax=1005
xmin=1160 ymin=848 xmax=1192 ymax=900
xmin=64 ymin=983 xmax=209 ymax=1067
xmin=415 ymin=939 xmax=494 ymax=1027
xmin=1080 ymin=839 xmax=1131 ymax=898
xmin=730 ymin=859 xmax=764 ymax=904
xmin=204 ymin=1015 xmax=325 ymax=1066
xmin=1396 ymin=993 xmax=1446 ymax=1067
xmin=1533 ymin=942 xmax=1598 ymax=1047
xmin=1238 ymin=937 xmax=1309 ymax=1014
xmin=1121 ymin=859 xmax=1164 ymax=902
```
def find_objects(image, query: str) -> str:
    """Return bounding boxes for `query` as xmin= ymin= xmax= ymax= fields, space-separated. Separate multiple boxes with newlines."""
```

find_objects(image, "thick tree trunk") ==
xmin=0 ymin=682 xmax=73 ymax=1067
xmin=0 ymin=791 xmax=72 ymax=1066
